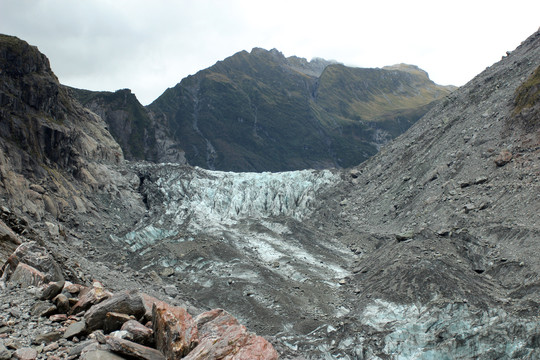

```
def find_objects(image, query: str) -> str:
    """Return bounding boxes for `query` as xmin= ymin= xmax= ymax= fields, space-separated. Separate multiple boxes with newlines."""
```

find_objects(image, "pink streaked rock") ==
xmin=184 ymin=309 xmax=278 ymax=360
xmin=152 ymin=303 xmax=198 ymax=359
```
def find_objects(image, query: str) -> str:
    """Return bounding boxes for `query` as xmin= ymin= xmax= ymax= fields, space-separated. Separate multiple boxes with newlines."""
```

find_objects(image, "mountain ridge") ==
xmin=72 ymin=47 xmax=454 ymax=171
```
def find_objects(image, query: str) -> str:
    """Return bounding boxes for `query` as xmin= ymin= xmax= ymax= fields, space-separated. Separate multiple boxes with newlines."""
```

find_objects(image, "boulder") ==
xmin=139 ymin=293 xmax=169 ymax=322
xmin=71 ymin=281 xmax=112 ymax=315
xmin=152 ymin=303 xmax=198 ymax=359
xmin=80 ymin=349 xmax=126 ymax=360
xmin=40 ymin=280 xmax=65 ymax=300
xmin=103 ymin=312 xmax=135 ymax=333
xmin=395 ymin=231 xmax=415 ymax=242
xmin=30 ymin=301 xmax=57 ymax=317
xmin=0 ymin=219 xmax=20 ymax=245
xmin=33 ymin=330 xmax=62 ymax=345
xmin=0 ymin=343 xmax=12 ymax=360
xmin=63 ymin=320 xmax=86 ymax=339
xmin=68 ymin=339 xmax=100 ymax=358
xmin=121 ymin=320 xmax=153 ymax=346
xmin=84 ymin=290 xmax=145 ymax=332
xmin=88 ymin=330 xmax=107 ymax=344
xmin=0 ymin=219 xmax=20 ymax=265
xmin=494 ymin=149 xmax=513 ymax=166
xmin=1 ymin=242 xmax=63 ymax=283
xmin=184 ymin=309 xmax=278 ymax=360
xmin=53 ymin=293 xmax=70 ymax=314
xmin=49 ymin=314 xmax=68 ymax=322
xmin=8 ymin=263 xmax=46 ymax=287
xmin=64 ymin=282 xmax=85 ymax=295
xmin=13 ymin=348 xmax=37 ymax=360
xmin=105 ymin=336 xmax=166 ymax=360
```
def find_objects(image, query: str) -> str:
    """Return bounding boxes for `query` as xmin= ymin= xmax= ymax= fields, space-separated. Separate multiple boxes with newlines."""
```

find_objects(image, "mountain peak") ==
xmin=383 ymin=63 xmax=429 ymax=79
xmin=0 ymin=34 xmax=52 ymax=77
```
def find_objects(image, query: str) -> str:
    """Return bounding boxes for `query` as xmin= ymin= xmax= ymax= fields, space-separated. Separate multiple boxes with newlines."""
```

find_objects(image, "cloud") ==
xmin=1 ymin=0 xmax=539 ymax=104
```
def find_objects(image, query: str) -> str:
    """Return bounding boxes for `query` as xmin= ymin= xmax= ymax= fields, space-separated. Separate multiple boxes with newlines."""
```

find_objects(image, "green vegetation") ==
xmin=515 ymin=65 xmax=540 ymax=111
xmin=514 ymin=66 xmax=540 ymax=130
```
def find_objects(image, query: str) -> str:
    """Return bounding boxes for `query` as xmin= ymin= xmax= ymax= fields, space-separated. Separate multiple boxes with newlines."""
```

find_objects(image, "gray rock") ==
xmin=68 ymin=339 xmax=99 ymax=357
xmin=40 ymin=280 xmax=65 ymax=300
xmin=53 ymin=293 xmax=70 ymax=314
xmin=7 ymin=242 xmax=64 ymax=283
xmin=84 ymin=291 xmax=145 ymax=332
xmin=103 ymin=312 xmax=135 ymax=333
xmin=30 ymin=301 xmax=57 ymax=317
xmin=13 ymin=347 xmax=37 ymax=360
xmin=121 ymin=320 xmax=153 ymax=346
xmin=63 ymin=320 xmax=86 ymax=339
xmin=42 ymin=342 xmax=59 ymax=352
xmin=0 ymin=343 xmax=11 ymax=360
xmin=8 ymin=263 xmax=46 ymax=288
xmin=88 ymin=330 xmax=107 ymax=344
xmin=160 ymin=267 xmax=174 ymax=277
xmin=33 ymin=330 xmax=62 ymax=345
xmin=106 ymin=337 xmax=165 ymax=360
xmin=395 ymin=231 xmax=414 ymax=242
xmin=80 ymin=349 xmax=126 ymax=360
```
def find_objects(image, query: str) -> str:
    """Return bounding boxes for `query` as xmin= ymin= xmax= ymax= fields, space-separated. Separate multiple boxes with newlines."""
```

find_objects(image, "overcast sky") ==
xmin=1 ymin=0 xmax=539 ymax=105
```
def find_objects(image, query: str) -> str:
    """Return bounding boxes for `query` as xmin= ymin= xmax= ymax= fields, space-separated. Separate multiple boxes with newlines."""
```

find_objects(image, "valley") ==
xmin=0 ymin=29 xmax=539 ymax=359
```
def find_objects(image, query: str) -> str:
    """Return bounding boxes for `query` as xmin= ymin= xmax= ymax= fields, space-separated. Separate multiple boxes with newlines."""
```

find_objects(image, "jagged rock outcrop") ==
xmin=68 ymin=87 xmax=187 ymax=165
xmin=0 ymin=34 xmax=146 ymax=266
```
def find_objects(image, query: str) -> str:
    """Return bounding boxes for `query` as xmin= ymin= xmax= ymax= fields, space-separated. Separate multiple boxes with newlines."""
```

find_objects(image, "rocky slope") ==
xmin=73 ymin=48 xmax=454 ymax=172
xmin=0 ymin=34 xmax=146 ymax=263
xmin=0 ymin=241 xmax=278 ymax=360
xmin=302 ymin=29 xmax=540 ymax=358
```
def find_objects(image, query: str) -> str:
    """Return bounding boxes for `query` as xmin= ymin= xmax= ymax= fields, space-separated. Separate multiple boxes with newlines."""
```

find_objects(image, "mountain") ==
xmin=0 ymin=33 xmax=153 ymax=269
xmin=0 ymin=33 xmax=146 ymax=236
xmin=147 ymin=48 xmax=454 ymax=171
xmin=73 ymin=48 xmax=454 ymax=172
xmin=0 ymin=29 xmax=539 ymax=360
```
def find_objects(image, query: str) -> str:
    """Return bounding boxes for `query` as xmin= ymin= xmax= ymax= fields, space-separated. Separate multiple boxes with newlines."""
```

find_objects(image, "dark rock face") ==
xmin=68 ymin=88 xmax=187 ymax=165
xmin=0 ymin=34 xmax=145 ymax=270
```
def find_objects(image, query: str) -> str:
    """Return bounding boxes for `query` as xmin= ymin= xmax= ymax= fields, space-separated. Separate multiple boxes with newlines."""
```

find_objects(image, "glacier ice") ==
xmin=154 ymin=167 xmax=338 ymax=229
